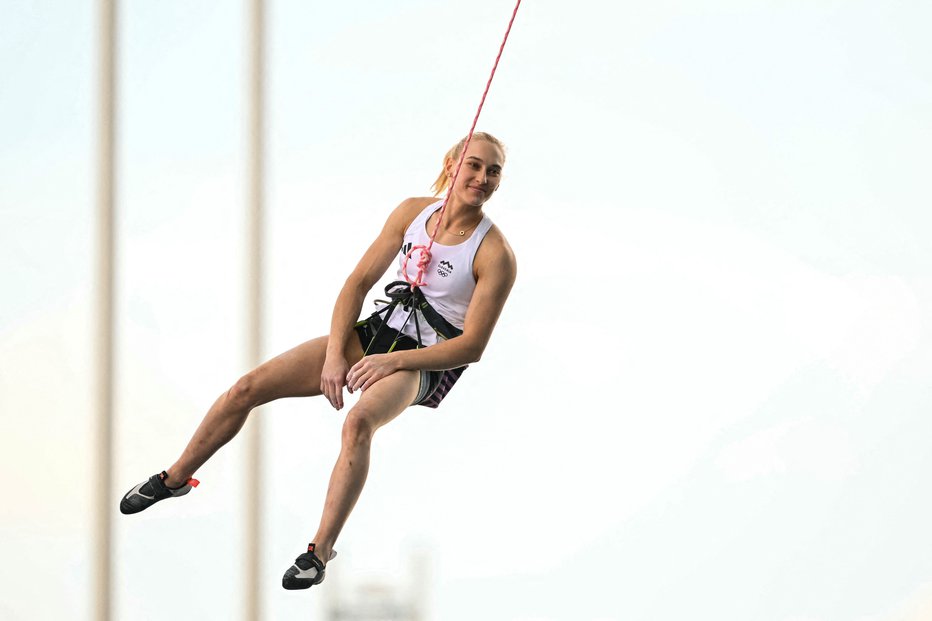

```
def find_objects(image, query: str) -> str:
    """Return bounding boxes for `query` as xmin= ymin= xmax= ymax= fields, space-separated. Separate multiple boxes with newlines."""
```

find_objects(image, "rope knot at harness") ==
xmin=403 ymin=244 xmax=433 ymax=288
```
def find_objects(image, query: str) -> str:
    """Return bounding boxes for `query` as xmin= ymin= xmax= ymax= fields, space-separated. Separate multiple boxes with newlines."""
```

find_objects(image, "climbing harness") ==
xmin=357 ymin=280 xmax=462 ymax=356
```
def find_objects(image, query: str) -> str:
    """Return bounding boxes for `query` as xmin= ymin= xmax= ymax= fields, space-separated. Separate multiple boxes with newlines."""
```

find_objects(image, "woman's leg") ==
xmin=163 ymin=333 xmax=364 ymax=487
xmin=309 ymin=369 xmax=421 ymax=564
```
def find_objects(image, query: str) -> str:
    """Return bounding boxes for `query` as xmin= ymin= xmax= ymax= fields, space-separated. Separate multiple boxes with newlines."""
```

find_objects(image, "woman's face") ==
xmin=447 ymin=139 xmax=505 ymax=206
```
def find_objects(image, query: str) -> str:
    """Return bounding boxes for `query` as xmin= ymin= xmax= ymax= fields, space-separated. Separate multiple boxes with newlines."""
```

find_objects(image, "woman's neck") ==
xmin=430 ymin=200 xmax=483 ymax=239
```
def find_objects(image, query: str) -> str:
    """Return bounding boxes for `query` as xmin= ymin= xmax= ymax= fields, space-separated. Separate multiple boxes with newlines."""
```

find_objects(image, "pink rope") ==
xmin=403 ymin=0 xmax=522 ymax=287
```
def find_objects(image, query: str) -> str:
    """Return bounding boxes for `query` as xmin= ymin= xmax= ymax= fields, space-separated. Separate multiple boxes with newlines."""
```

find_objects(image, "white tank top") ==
xmin=382 ymin=200 xmax=494 ymax=345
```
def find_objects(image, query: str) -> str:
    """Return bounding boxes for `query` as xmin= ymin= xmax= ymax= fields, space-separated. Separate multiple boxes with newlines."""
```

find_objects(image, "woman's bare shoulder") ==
xmin=407 ymin=196 xmax=439 ymax=205
xmin=476 ymin=223 xmax=517 ymax=274
xmin=389 ymin=196 xmax=437 ymax=224
xmin=379 ymin=196 xmax=438 ymax=236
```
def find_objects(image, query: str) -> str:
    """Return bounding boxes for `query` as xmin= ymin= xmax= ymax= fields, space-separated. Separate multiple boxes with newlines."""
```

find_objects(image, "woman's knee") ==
xmin=227 ymin=371 xmax=262 ymax=411
xmin=342 ymin=411 xmax=376 ymax=448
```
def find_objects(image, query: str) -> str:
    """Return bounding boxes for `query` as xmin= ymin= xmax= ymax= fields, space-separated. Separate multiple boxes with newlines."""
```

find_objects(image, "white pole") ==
xmin=244 ymin=0 xmax=265 ymax=619
xmin=94 ymin=0 xmax=116 ymax=619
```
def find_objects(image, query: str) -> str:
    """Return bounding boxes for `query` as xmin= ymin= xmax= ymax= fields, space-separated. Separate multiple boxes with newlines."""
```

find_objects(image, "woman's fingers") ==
xmin=332 ymin=381 xmax=344 ymax=410
xmin=321 ymin=354 xmax=350 ymax=410
xmin=344 ymin=355 xmax=396 ymax=395
xmin=348 ymin=362 xmax=374 ymax=393
xmin=348 ymin=368 xmax=365 ymax=393
xmin=322 ymin=375 xmax=344 ymax=410
xmin=347 ymin=360 xmax=365 ymax=393
xmin=347 ymin=354 xmax=396 ymax=393
xmin=359 ymin=374 xmax=378 ymax=393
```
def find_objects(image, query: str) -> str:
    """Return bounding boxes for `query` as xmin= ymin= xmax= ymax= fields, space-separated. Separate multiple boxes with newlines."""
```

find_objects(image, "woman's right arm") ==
xmin=320 ymin=197 xmax=431 ymax=409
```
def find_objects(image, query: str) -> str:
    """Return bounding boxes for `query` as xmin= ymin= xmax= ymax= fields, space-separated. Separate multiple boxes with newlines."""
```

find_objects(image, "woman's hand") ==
xmin=320 ymin=353 xmax=351 ymax=410
xmin=346 ymin=353 xmax=401 ymax=394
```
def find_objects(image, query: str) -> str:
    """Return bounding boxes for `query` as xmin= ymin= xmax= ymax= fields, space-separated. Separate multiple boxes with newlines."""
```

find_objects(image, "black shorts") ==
xmin=354 ymin=313 xmax=466 ymax=408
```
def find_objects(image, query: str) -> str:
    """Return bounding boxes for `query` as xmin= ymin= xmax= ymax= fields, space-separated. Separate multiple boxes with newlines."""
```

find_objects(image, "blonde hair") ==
xmin=431 ymin=132 xmax=506 ymax=196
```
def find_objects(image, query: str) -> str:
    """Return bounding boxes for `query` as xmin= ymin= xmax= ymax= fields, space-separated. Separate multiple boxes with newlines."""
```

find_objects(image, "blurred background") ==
xmin=2 ymin=0 xmax=932 ymax=619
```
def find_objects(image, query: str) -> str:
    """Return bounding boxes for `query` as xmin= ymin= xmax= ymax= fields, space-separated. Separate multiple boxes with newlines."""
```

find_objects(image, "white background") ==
xmin=2 ymin=0 xmax=932 ymax=619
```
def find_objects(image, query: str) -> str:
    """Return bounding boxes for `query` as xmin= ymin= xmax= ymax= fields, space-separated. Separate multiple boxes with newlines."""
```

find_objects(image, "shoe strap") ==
xmin=307 ymin=543 xmax=335 ymax=560
xmin=304 ymin=544 xmax=325 ymax=572
xmin=159 ymin=470 xmax=200 ymax=490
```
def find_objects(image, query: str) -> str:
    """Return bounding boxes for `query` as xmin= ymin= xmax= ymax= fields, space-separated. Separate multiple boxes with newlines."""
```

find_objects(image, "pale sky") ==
xmin=2 ymin=1 xmax=932 ymax=620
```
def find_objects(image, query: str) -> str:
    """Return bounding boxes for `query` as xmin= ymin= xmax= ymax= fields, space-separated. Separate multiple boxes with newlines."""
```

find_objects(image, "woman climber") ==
xmin=119 ymin=131 xmax=517 ymax=590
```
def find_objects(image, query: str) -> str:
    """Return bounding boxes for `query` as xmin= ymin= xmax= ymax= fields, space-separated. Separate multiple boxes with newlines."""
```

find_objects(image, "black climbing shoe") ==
xmin=119 ymin=471 xmax=199 ymax=515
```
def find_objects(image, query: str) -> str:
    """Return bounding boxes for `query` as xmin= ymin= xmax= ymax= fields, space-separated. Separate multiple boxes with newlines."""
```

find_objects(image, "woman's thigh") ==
xmin=347 ymin=369 xmax=421 ymax=431
xmin=246 ymin=332 xmax=365 ymax=405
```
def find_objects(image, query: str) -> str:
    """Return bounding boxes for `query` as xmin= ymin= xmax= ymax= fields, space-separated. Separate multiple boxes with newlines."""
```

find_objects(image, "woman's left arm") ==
xmin=346 ymin=229 xmax=517 ymax=393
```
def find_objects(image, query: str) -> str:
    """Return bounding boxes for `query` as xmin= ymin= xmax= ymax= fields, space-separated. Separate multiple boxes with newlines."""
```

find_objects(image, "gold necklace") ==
xmin=447 ymin=220 xmax=479 ymax=236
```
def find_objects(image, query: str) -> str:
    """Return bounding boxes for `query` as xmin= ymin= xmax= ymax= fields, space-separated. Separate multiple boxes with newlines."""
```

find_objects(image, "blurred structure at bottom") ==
xmin=324 ymin=548 xmax=432 ymax=621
